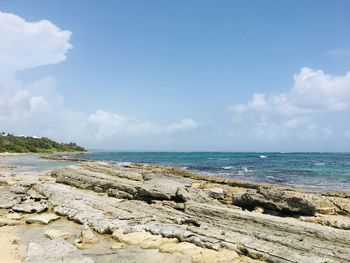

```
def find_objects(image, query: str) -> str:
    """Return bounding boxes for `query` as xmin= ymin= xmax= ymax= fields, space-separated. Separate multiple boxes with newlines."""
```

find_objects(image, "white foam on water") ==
xmin=260 ymin=155 xmax=267 ymax=159
xmin=241 ymin=166 xmax=252 ymax=173
xmin=315 ymin=162 xmax=326 ymax=166
xmin=222 ymin=166 xmax=233 ymax=170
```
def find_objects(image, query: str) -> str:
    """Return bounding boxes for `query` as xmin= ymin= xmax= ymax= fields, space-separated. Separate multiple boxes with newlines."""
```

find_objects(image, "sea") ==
xmin=71 ymin=152 xmax=350 ymax=192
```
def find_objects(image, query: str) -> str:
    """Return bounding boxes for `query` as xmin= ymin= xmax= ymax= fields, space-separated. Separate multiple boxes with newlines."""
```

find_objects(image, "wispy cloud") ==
xmin=327 ymin=48 xmax=350 ymax=57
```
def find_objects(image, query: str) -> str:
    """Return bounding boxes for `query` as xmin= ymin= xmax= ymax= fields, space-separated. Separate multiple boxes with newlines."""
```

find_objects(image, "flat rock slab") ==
xmin=44 ymin=229 xmax=74 ymax=240
xmin=26 ymin=213 xmax=60 ymax=225
xmin=13 ymin=200 xmax=47 ymax=213
xmin=25 ymin=238 xmax=94 ymax=263
xmin=0 ymin=188 xmax=23 ymax=209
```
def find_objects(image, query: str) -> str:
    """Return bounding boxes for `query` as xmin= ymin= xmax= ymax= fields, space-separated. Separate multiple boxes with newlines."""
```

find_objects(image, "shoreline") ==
xmin=0 ymin=155 xmax=350 ymax=262
xmin=40 ymin=154 xmax=350 ymax=195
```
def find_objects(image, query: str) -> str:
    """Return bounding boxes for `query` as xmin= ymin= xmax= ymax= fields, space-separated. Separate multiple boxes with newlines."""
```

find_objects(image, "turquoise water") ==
xmin=74 ymin=152 xmax=350 ymax=191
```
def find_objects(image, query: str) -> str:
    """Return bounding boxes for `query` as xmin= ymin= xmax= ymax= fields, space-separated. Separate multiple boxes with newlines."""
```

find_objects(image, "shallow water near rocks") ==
xmin=74 ymin=152 xmax=350 ymax=192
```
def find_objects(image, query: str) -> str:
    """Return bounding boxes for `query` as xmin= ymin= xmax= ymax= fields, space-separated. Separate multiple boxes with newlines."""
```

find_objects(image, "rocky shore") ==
xmin=0 ymin=158 xmax=350 ymax=262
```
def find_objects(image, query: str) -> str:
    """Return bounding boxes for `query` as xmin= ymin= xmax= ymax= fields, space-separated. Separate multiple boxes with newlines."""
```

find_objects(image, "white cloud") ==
xmin=230 ymin=67 xmax=350 ymax=142
xmin=0 ymin=11 xmax=198 ymax=149
xmin=0 ymin=11 xmax=72 ymax=73
xmin=87 ymin=110 xmax=197 ymax=140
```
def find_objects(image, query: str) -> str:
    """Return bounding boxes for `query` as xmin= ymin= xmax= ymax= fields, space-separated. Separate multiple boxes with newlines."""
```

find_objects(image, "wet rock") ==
xmin=26 ymin=213 xmax=60 ymax=225
xmin=233 ymin=188 xmax=317 ymax=215
xmin=25 ymin=238 xmax=94 ymax=263
xmin=13 ymin=200 xmax=47 ymax=213
xmin=44 ymin=229 xmax=74 ymax=240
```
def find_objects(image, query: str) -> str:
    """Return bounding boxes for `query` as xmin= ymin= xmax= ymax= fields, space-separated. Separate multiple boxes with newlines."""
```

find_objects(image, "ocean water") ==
xmin=73 ymin=152 xmax=350 ymax=192
xmin=0 ymin=155 xmax=76 ymax=173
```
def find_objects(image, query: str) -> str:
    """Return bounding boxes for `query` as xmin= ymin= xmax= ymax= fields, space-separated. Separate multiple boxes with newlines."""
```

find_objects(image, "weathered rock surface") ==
xmin=25 ymin=238 xmax=94 ymax=263
xmin=26 ymin=213 xmax=60 ymax=225
xmin=52 ymin=165 xmax=202 ymax=202
xmin=81 ymin=223 xmax=98 ymax=244
xmin=300 ymin=214 xmax=350 ymax=230
xmin=207 ymin=187 xmax=226 ymax=199
xmin=233 ymin=188 xmax=318 ymax=215
xmin=44 ymin=229 xmax=74 ymax=240
xmin=31 ymin=178 xmax=350 ymax=262
xmin=0 ymin=187 xmax=24 ymax=209
xmin=13 ymin=200 xmax=47 ymax=213
xmin=233 ymin=187 xmax=350 ymax=217
xmin=3 ymin=160 xmax=350 ymax=262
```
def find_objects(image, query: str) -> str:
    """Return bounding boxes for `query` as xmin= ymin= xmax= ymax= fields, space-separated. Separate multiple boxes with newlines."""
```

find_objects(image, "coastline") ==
xmin=40 ymin=153 xmax=350 ymax=195
xmin=0 ymin=155 xmax=350 ymax=262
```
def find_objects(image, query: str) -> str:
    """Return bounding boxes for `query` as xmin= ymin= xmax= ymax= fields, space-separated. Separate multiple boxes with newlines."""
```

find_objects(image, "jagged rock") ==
xmin=25 ymin=238 xmax=94 ymax=263
xmin=26 ymin=213 xmax=60 ymax=225
xmin=27 ymin=188 xmax=47 ymax=200
xmin=44 ymin=229 xmax=74 ymax=240
xmin=185 ymin=201 xmax=350 ymax=262
xmin=207 ymin=188 xmax=226 ymax=199
xmin=0 ymin=188 xmax=23 ymax=209
xmin=27 ymin=163 xmax=350 ymax=263
xmin=300 ymin=214 xmax=350 ymax=230
xmin=233 ymin=188 xmax=317 ymax=215
xmin=9 ymin=185 xmax=29 ymax=194
xmin=53 ymin=165 xmax=192 ymax=202
xmin=81 ymin=223 xmax=98 ymax=244
xmin=13 ymin=200 xmax=47 ymax=213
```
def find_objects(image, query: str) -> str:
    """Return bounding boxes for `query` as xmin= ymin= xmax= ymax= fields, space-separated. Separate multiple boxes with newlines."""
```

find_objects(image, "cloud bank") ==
xmin=0 ymin=11 xmax=197 ymax=149
xmin=230 ymin=67 xmax=350 ymax=144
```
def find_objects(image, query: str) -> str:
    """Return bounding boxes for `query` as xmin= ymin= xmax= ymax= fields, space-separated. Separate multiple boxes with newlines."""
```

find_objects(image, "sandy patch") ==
xmin=0 ymin=226 xmax=21 ymax=263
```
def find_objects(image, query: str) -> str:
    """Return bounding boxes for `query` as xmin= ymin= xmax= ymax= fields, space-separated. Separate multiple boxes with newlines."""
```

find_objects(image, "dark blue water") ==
xmin=73 ymin=152 xmax=350 ymax=191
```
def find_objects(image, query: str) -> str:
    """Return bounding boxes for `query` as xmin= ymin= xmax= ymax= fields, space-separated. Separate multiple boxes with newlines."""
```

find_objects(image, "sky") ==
xmin=0 ymin=0 xmax=350 ymax=151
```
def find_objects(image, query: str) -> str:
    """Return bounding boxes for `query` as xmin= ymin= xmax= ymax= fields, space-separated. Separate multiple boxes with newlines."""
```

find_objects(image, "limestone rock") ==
xmin=26 ymin=213 xmax=60 ymax=225
xmin=0 ymin=218 xmax=20 ymax=227
xmin=300 ymin=214 xmax=350 ymax=230
xmin=207 ymin=188 xmax=226 ymax=199
xmin=0 ymin=188 xmax=23 ymax=209
xmin=159 ymin=242 xmax=239 ymax=263
xmin=44 ymin=229 xmax=74 ymax=240
xmin=233 ymin=188 xmax=317 ymax=215
xmin=81 ymin=223 xmax=98 ymax=244
xmin=112 ymin=229 xmax=178 ymax=249
xmin=13 ymin=200 xmax=47 ymax=213
xmin=25 ymin=238 xmax=94 ymax=263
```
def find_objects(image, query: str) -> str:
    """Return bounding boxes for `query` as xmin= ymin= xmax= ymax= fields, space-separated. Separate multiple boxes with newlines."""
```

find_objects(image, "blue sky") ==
xmin=1 ymin=1 xmax=350 ymax=151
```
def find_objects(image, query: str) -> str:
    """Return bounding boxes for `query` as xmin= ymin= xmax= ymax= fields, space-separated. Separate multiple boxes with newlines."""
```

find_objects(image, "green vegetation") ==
xmin=0 ymin=132 xmax=86 ymax=153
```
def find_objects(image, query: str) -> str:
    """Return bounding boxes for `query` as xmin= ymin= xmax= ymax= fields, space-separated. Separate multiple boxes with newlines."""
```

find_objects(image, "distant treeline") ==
xmin=0 ymin=133 xmax=86 ymax=153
